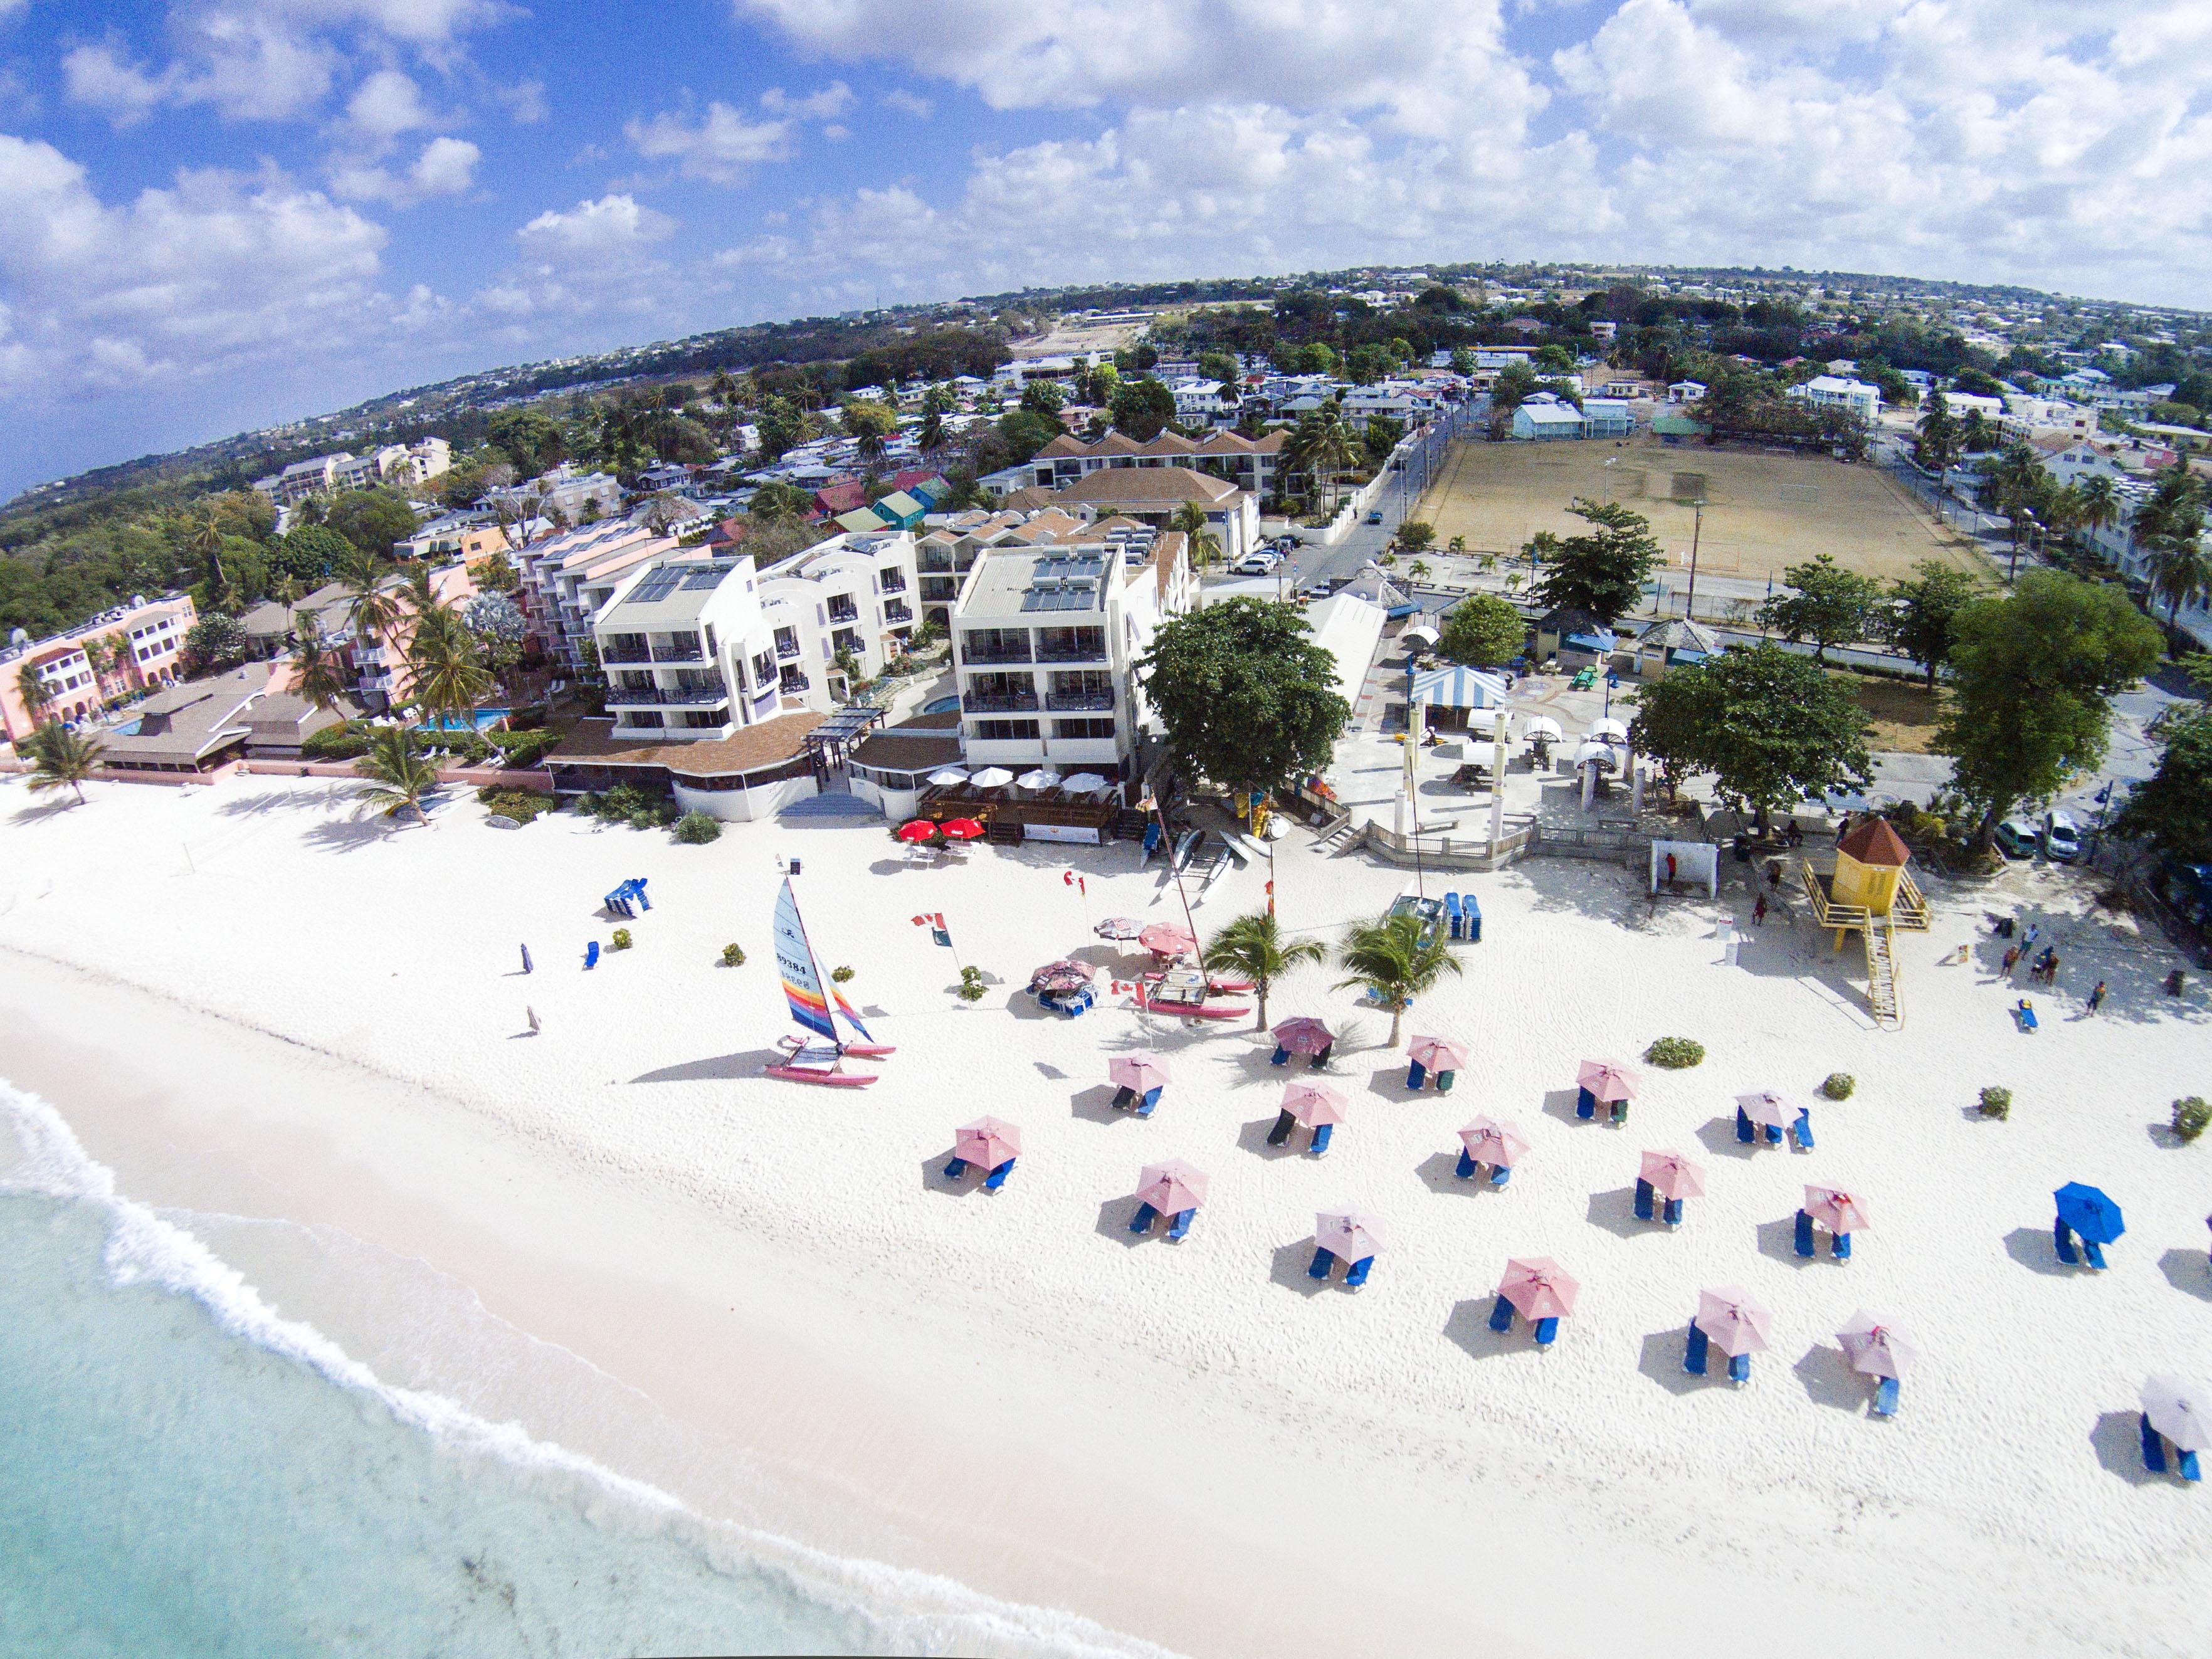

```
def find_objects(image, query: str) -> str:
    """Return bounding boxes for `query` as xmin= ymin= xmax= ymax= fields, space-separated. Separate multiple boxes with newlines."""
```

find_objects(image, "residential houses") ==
xmin=487 ymin=463 xmax=624 ymax=526
xmin=0 ymin=592 xmax=198 ymax=743
xmin=396 ymin=511 xmax=510 ymax=564
xmin=993 ymin=427 xmax=1288 ymax=505
xmin=1788 ymin=376 xmax=1882 ymax=421
xmin=251 ymin=439 xmax=451 ymax=507
xmin=237 ymin=562 xmax=476 ymax=714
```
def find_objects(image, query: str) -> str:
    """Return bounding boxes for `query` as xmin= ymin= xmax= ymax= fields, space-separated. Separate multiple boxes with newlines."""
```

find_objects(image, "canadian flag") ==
xmin=1063 ymin=870 xmax=1086 ymax=896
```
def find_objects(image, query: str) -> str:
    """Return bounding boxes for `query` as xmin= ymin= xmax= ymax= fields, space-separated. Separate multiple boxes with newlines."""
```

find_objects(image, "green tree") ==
xmin=291 ymin=612 xmax=354 ymax=714
xmin=1396 ymin=519 xmax=1435 ymax=552
xmin=841 ymin=397 xmax=899 ymax=474
xmin=1436 ymin=593 xmax=1525 ymax=668
xmin=1757 ymin=552 xmax=1884 ymax=663
xmin=1449 ymin=347 xmax=1476 ymax=377
xmin=1333 ymin=912 xmax=1462 ymax=1046
xmin=1137 ymin=598 xmax=1351 ymax=799
xmin=270 ymin=524 xmax=352 ymax=587
xmin=181 ymin=507 xmax=236 ymax=611
xmin=996 ymin=407 xmax=1061 ymax=465
xmin=2112 ymin=704 xmax=2212 ymax=868
xmin=1531 ymin=499 xmax=1660 ymax=624
xmin=2143 ymin=530 xmax=2212 ymax=636
xmin=1361 ymin=414 xmax=1404 ymax=464
xmin=1201 ymin=910 xmax=1325 ymax=1030
xmin=325 ymin=489 xmax=421 ymax=561
xmin=24 ymin=721 xmax=105 ymax=806
xmin=1915 ymin=388 xmax=1959 ymax=475
xmin=1110 ymin=376 xmax=1178 ymax=441
xmin=179 ymin=614 xmax=250 ymax=675
xmin=408 ymin=606 xmax=493 ymax=733
xmin=1283 ymin=407 xmax=1357 ymax=515
xmin=340 ymin=559 xmax=405 ymax=646
xmin=1936 ymin=572 xmax=2163 ymax=853
xmin=1885 ymin=561 xmax=1979 ymax=689
xmin=487 ymin=409 xmax=568 ymax=477
xmin=1197 ymin=350 xmax=1239 ymax=387
xmin=1169 ymin=501 xmax=1221 ymax=570
xmin=356 ymin=725 xmax=440 ymax=826
xmin=1628 ymin=641 xmax=1872 ymax=826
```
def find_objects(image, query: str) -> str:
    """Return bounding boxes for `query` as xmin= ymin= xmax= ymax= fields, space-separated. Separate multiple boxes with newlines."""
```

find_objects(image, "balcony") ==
xmin=1035 ymin=642 xmax=1107 ymax=663
xmin=779 ymin=672 xmax=811 ymax=694
xmin=918 ymin=553 xmax=954 ymax=574
xmin=882 ymin=601 xmax=913 ymax=624
xmin=605 ymin=685 xmax=729 ymax=707
xmin=961 ymin=643 xmax=1032 ymax=665
xmin=775 ymin=638 xmax=802 ymax=661
xmin=878 ymin=572 xmax=907 ymax=594
xmin=1045 ymin=690 xmax=1115 ymax=712
xmin=826 ymin=602 xmax=860 ymax=625
xmin=601 ymin=645 xmax=651 ymax=665
xmin=650 ymin=644 xmax=704 ymax=663
xmin=962 ymin=690 xmax=1041 ymax=714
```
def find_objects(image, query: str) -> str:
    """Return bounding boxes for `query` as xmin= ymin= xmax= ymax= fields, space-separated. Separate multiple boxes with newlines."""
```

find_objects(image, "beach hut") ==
xmin=1406 ymin=1033 xmax=1469 ymax=1092
xmin=1797 ymin=1185 xmax=1871 ymax=1259
xmin=1686 ymin=1287 xmax=1773 ymax=1382
xmin=1637 ymin=1150 xmax=1707 ymax=1224
xmin=1576 ymin=1058 xmax=1640 ymax=1123
xmin=2053 ymin=1182 xmax=2125 ymax=1268
xmin=1735 ymin=1088 xmax=1808 ymax=1148
xmin=1309 ymin=1209 xmax=1387 ymax=1289
xmin=945 ymin=1117 xmax=1023 ymax=1189
xmin=1837 ymin=1312 xmax=1917 ymax=1417
xmin=1129 ymin=1160 xmax=1211 ymax=1240
xmin=1108 ymin=1051 xmax=1172 ymax=1116
xmin=1488 ymin=1257 xmax=1579 ymax=1347
xmin=1268 ymin=1080 xmax=1346 ymax=1156
xmin=2139 ymin=1376 xmax=2207 ymax=1480
xmin=1407 ymin=662 xmax=1510 ymax=730
xmin=1456 ymin=1117 xmax=1529 ymax=1185
xmin=1271 ymin=1016 xmax=1335 ymax=1069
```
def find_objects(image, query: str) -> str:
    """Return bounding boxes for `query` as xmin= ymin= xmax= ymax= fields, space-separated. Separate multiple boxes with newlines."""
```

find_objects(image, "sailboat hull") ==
xmin=764 ymin=1064 xmax=880 ymax=1087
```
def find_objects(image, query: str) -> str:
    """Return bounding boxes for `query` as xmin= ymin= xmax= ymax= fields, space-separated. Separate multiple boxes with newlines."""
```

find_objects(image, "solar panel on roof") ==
xmin=681 ymin=568 xmax=724 ymax=590
xmin=629 ymin=567 xmax=685 ymax=603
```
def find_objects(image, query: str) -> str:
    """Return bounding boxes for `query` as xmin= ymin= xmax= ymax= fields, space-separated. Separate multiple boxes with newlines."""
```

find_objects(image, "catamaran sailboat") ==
xmin=765 ymin=877 xmax=895 ymax=1087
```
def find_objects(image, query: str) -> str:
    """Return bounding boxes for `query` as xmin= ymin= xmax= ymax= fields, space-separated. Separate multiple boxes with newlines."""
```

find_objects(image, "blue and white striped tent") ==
xmin=1409 ymin=663 xmax=1511 ymax=712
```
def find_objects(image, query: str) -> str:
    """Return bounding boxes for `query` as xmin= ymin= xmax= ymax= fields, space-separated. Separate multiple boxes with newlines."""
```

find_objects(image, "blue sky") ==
xmin=4 ymin=0 xmax=2211 ymax=497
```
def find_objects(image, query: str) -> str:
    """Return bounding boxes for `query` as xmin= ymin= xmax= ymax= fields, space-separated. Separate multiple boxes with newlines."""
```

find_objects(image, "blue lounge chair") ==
xmin=2054 ymin=1218 xmax=2080 ymax=1265
xmin=1635 ymin=1179 xmax=1655 ymax=1221
xmin=1309 ymin=1046 xmax=1331 ymax=1071
xmin=1463 ymin=895 xmax=1482 ymax=942
xmin=1488 ymin=1162 xmax=1510 ymax=1186
xmin=1112 ymin=1085 xmax=1136 ymax=1110
xmin=2141 ymin=1414 xmax=2169 ymax=1473
xmin=1611 ymin=1098 xmax=1630 ymax=1125
xmin=1271 ymin=1045 xmax=1290 ymax=1066
xmin=943 ymin=1156 xmax=968 ymax=1179
xmin=1436 ymin=1068 xmax=1457 ymax=1094
xmin=1832 ymin=1231 xmax=1851 ymax=1260
xmin=1267 ymin=1110 xmax=1296 ymax=1147
xmin=1533 ymin=1316 xmax=1559 ymax=1347
xmin=1663 ymin=1197 xmax=1685 ymax=1225
xmin=1406 ymin=1058 xmax=1428 ymax=1090
xmin=984 ymin=1158 xmax=1014 ymax=1191
xmin=1764 ymin=1122 xmax=1784 ymax=1144
xmin=1684 ymin=1322 xmax=1710 ymax=1374
xmin=1445 ymin=893 xmax=1463 ymax=940
xmin=1344 ymin=1255 xmax=1373 ymax=1290
xmin=584 ymin=940 xmax=601 ymax=969
xmin=1129 ymin=1201 xmax=1158 ymax=1234
xmin=1795 ymin=1209 xmax=1816 ymax=1256
xmin=1309 ymin=1247 xmax=1335 ymax=1280
xmin=2016 ymin=1000 xmax=2038 ymax=1031
xmin=2182 ymin=1450 xmax=2203 ymax=1482
xmin=2083 ymin=1240 xmax=2107 ymax=1270
xmin=1141 ymin=822 xmax=1162 ymax=863
xmin=1873 ymin=1376 xmax=1900 ymax=1417
xmin=1167 ymin=1208 xmax=1194 ymax=1241
xmin=1488 ymin=1294 xmax=1515 ymax=1332
xmin=1577 ymin=1087 xmax=1596 ymax=1120
xmin=1455 ymin=1147 xmax=1478 ymax=1179
xmin=1309 ymin=1123 xmax=1334 ymax=1156
xmin=1793 ymin=1110 xmax=1815 ymax=1150
xmin=1727 ymin=1353 xmax=1751 ymax=1384
xmin=1138 ymin=1086 xmax=1162 ymax=1117
xmin=1736 ymin=1106 xmax=1755 ymax=1143
xmin=633 ymin=880 xmax=650 ymax=910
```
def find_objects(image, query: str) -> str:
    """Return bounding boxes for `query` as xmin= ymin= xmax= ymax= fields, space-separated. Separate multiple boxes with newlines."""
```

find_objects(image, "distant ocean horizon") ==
xmin=0 ymin=1077 xmax=1164 ymax=1659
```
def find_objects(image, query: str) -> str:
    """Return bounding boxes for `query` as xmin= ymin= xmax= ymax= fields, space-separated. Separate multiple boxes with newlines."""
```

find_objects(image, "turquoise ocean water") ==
xmin=0 ymin=1080 xmax=1159 ymax=1659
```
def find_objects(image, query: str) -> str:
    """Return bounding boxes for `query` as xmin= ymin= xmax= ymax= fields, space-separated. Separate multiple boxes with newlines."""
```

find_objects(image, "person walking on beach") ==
xmin=2040 ymin=948 xmax=2060 ymax=986
xmin=2003 ymin=944 xmax=2021 ymax=977
xmin=2087 ymin=980 xmax=2107 ymax=1014
xmin=1753 ymin=893 xmax=1767 ymax=925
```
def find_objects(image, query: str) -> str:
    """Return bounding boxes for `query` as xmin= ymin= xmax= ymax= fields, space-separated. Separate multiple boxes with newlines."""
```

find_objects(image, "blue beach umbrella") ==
xmin=2054 ymin=1183 xmax=2125 ymax=1245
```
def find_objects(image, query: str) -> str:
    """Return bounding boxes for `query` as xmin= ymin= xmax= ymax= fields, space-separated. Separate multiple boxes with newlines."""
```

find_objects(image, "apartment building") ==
xmin=1006 ymin=428 xmax=1288 ymax=505
xmin=238 ymin=564 xmax=476 ymax=712
xmin=592 ymin=556 xmax=784 ymax=744
xmin=486 ymin=463 xmax=624 ymax=525
xmin=397 ymin=511 xmax=509 ymax=564
xmin=250 ymin=438 xmax=451 ymax=507
xmin=512 ymin=522 xmax=667 ymax=668
xmin=754 ymin=530 xmax=920 ymax=709
xmin=0 ymin=592 xmax=198 ymax=742
xmin=1788 ymin=376 xmax=1882 ymax=421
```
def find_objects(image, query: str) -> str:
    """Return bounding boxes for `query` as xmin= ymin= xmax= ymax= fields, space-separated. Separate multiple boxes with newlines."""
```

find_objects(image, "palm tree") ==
xmin=1334 ymin=912 xmax=1463 ymax=1047
xmin=1201 ymin=910 xmax=1325 ymax=1030
xmin=340 ymin=558 xmax=405 ymax=645
xmin=2075 ymin=473 xmax=2119 ymax=560
xmin=2144 ymin=530 xmax=2212 ymax=636
xmin=1169 ymin=500 xmax=1222 ymax=569
xmin=25 ymin=722 xmax=105 ymax=806
xmin=406 ymin=617 xmax=492 ymax=736
xmin=1285 ymin=409 xmax=1356 ymax=517
xmin=291 ymin=611 xmax=354 ymax=714
xmin=182 ymin=507 xmax=235 ymax=611
xmin=356 ymin=726 xmax=440 ymax=826
xmin=15 ymin=661 xmax=53 ymax=722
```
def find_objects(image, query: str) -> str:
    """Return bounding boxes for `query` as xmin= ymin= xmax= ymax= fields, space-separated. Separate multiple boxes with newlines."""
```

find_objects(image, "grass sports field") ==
xmin=1411 ymin=433 xmax=1983 ymax=586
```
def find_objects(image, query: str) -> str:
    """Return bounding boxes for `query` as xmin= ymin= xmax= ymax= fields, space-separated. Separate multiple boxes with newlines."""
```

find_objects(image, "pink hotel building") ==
xmin=1 ymin=593 xmax=199 ymax=745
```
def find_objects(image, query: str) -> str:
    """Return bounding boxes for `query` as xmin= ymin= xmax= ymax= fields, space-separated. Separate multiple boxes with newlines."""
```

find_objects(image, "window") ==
xmin=972 ymin=719 xmax=1040 ymax=740
xmin=1054 ymin=718 xmax=1115 ymax=740
xmin=619 ymin=710 xmax=667 ymax=728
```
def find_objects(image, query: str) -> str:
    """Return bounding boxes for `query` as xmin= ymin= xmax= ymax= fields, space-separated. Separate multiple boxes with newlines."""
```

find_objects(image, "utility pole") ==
xmin=1685 ymin=498 xmax=1705 ymax=622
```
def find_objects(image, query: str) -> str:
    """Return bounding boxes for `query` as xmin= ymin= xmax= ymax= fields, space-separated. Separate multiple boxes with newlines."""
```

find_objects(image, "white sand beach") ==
xmin=4 ymin=772 xmax=2211 ymax=1657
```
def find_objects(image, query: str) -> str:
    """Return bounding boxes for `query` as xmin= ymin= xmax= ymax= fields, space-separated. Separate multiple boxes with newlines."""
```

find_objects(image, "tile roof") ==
xmin=1048 ymin=466 xmax=1239 ymax=508
xmin=546 ymin=712 xmax=826 ymax=777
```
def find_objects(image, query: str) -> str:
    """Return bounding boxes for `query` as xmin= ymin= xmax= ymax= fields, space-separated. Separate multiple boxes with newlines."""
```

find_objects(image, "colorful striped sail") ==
xmin=772 ymin=878 xmax=836 ymax=1040
xmin=831 ymin=986 xmax=875 ymax=1043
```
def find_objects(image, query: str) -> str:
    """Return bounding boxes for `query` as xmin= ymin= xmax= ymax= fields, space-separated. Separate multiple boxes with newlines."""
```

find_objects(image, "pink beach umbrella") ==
xmin=1139 ymin=922 xmax=1197 ymax=957
xmin=954 ymin=1116 xmax=1022 ymax=1170
xmin=1272 ymin=1016 xmax=1335 ymax=1055
xmin=1577 ymin=1059 xmax=1640 ymax=1102
xmin=1805 ymin=1186 xmax=1873 ymax=1235
xmin=1458 ymin=1117 xmax=1530 ymax=1168
xmin=1315 ymin=1209 xmax=1388 ymax=1262
xmin=1735 ymin=1089 xmax=1794 ymax=1130
xmin=1282 ymin=1079 xmax=1348 ymax=1127
xmin=1108 ymin=1051 xmax=1174 ymax=1094
xmin=1030 ymin=959 xmax=1095 ymax=994
xmin=1640 ymin=1149 xmax=1708 ymax=1201
xmin=1837 ymin=1312 xmax=1918 ymax=1379
xmin=1499 ymin=1257 xmax=1580 ymax=1321
xmin=1693 ymin=1288 xmax=1774 ymax=1357
xmin=1410 ymin=1034 xmax=1472 ymax=1073
xmin=1094 ymin=917 xmax=1146 ymax=941
xmin=1137 ymin=1160 xmax=1211 ymax=1216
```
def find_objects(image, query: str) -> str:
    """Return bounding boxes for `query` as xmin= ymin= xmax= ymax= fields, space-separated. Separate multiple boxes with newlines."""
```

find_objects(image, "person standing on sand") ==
xmin=1753 ymin=893 xmax=1767 ymax=925
xmin=2087 ymin=980 xmax=2107 ymax=1013
xmin=2003 ymin=945 xmax=2021 ymax=977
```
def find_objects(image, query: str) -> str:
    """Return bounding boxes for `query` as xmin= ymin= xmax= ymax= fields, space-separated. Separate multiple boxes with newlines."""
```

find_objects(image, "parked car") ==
xmin=1993 ymin=817 xmax=2039 ymax=859
xmin=1366 ymin=508 xmax=1385 ymax=525
xmin=2042 ymin=810 xmax=2083 ymax=863
xmin=1229 ymin=552 xmax=1279 ymax=575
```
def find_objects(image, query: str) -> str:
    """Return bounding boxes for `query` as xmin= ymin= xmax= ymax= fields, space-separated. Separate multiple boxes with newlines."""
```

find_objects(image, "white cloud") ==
xmin=626 ymin=102 xmax=793 ymax=183
xmin=517 ymin=192 xmax=674 ymax=260
xmin=61 ymin=44 xmax=179 ymax=128
xmin=882 ymin=88 xmax=932 ymax=118
xmin=494 ymin=78 xmax=546 ymax=123
xmin=759 ymin=81 xmax=853 ymax=120
xmin=343 ymin=67 xmax=431 ymax=138
xmin=331 ymin=133 xmax=478 ymax=203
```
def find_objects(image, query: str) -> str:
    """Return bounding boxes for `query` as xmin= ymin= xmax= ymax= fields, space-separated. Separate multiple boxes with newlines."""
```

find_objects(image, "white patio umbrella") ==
xmin=925 ymin=767 xmax=969 ymax=787
xmin=1524 ymin=715 xmax=1564 ymax=741
xmin=1735 ymin=1090 xmax=1795 ymax=1130
xmin=1016 ymin=767 xmax=1063 ymax=791
xmin=969 ymin=767 xmax=1014 ymax=788
xmin=1589 ymin=717 xmax=1629 ymax=741
xmin=1060 ymin=772 xmax=1109 ymax=793
xmin=1315 ymin=1209 xmax=1388 ymax=1262
xmin=1574 ymin=741 xmax=1618 ymax=769
xmin=2141 ymin=1376 xmax=2211 ymax=1452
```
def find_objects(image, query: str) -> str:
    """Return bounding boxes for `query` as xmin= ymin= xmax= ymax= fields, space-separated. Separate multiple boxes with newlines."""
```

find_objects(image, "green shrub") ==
xmin=830 ymin=965 xmax=855 ymax=983
xmin=2174 ymin=1097 xmax=2211 ymax=1143
xmin=1645 ymin=1036 xmax=1705 ymax=1069
xmin=957 ymin=966 xmax=986 ymax=1002
xmin=720 ymin=943 xmax=745 ymax=967
xmin=610 ymin=928 xmax=633 ymax=951
xmin=301 ymin=722 xmax=372 ymax=761
xmin=476 ymin=786 xmax=556 ymax=824
xmin=1979 ymin=1085 xmax=2011 ymax=1120
xmin=486 ymin=727 xmax=561 ymax=769
xmin=672 ymin=810 xmax=722 ymax=844
xmin=1821 ymin=1073 xmax=1855 ymax=1101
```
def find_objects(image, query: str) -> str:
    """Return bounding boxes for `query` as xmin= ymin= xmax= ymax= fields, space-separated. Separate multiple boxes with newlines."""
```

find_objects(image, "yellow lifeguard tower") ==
xmin=1798 ymin=818 xmax=1929 ymax=1028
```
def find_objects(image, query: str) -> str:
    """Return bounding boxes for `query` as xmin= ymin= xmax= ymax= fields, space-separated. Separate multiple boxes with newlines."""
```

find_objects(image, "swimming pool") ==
xmin=413 ymin=708 xmax=512 ymax=734
xmin=920 ymin=695 xmax=960 ymax=714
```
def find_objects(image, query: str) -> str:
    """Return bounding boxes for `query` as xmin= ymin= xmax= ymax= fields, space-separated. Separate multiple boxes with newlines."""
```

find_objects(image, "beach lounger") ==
xmin=1309 ymin=1124 xmax=1334 ymax=1156
xmin=2141 ymin=1414 xmax=2169 ymax=1473
xmin=1488 ymin=1295 xmax=1515 ymax=1333
xmin=1167 ymin=1209 xmax=1194 ymax=1241
xmin=1310 ymin=1045 xmax=1332 ymax=1070
xmin=1267 ymin=1110 xmax=1297 ymax=1147
xmin=1129 ymin=1202 xmax=1158 ymax=1234
xmin=2054 ymin=1219 xmax=2079 ymax=1265
xmin=1684 ymin=1323 xmax=1709 ymax=1374
xmin=2017 ymin=1001 xmax=2038 ymax=1031
xmin=1663 ymin=1197 xmax=1685 ymax=1225
xmin=1873 ymin=1376 xmax=1900 ymax=1417
xmin=1139 ymin=1086 xmax=1162 ymax=1117
xmin=1793 ymin=1110 xmax=1815 ymax=1150
xmin=1610 ymin=1099 xmax=1630 ymax=1125
xmin=1488 ymin=1162 xmax=1510 ymax=1186
xmin=1831 ymin=1231 xmax=1852 ymax=1260
xmin=584 ymin=940 xmax=600 ymax=969
xmin=1463 ymin=896 xmax=1482 ymax=942
xmin=1795 ymin=1209 xmax=1816 ymax=1257
xmin=2083 ymin=1240 xmax=2107 ymax=1270
xmin=1456 ymin=1148 xmax=1478 ymax=1180
xmin=1533 ymin=1317 xmax=1559 ymax=1347
xmin=1727 ymin=1353 xmax=1751 ymax=1384
xmin=1635 ymin=1179 xmax=1655 ymax=1221
xmin=2182 ymin=1451 xmax=2203 ymax=1482
xmin=1271 ymin=1045 xmax=1290 ymax=1066
xmin=1436 ymin=1068 xmax=1456 ymax=1094
xmin=943 ymin=1156 xmax=969 ymax=1180
xmin=983 ymin=1158 xmax=1015 ymax=1191
xmin=1764 ymin=1122 xmax=1784 ymax=1144
xmin=1577 ymin=1087 xmax=1596 ymax=1120
xmin=1445 ymin=893 xmax=1463 ymax=940
xmin=1344 ymin=1255 xmax=1373 ymax=1290
xmin=1736 ymin=1106 xmax=1754 ymax=1142
xmin=1309 ymin=1247 xmax=1335 ymax=1280
xmin=1406 ymin=1058 xmax=1428 ymax=1090
xmin=1112 ymin=1085 xmax=1136 ymax=1110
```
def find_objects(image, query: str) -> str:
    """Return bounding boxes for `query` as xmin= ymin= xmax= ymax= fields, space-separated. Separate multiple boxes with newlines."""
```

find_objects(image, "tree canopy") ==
xmin=2113 ymin=704 xmax=2212 ymax=869
xmin=323 ymin=488 xmax=420 ymax=562
xmin=1885 ymin=560 xmax=1979 ymax=688
xmin=1757 ymin=553 xmax=1884 ymax=662
xmin=1629 ymin=642 xmax=1871 ymax=819
xmin=1436 ymin=593 xmax=1525 ymax=667
xmin=1110 ymin=376 xmax=1178 ymax=441
xmin=1530 ymin=499 xmax=1660 ymax=623
xmin=1137 ymin=598 xmax=1351 ymax=797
